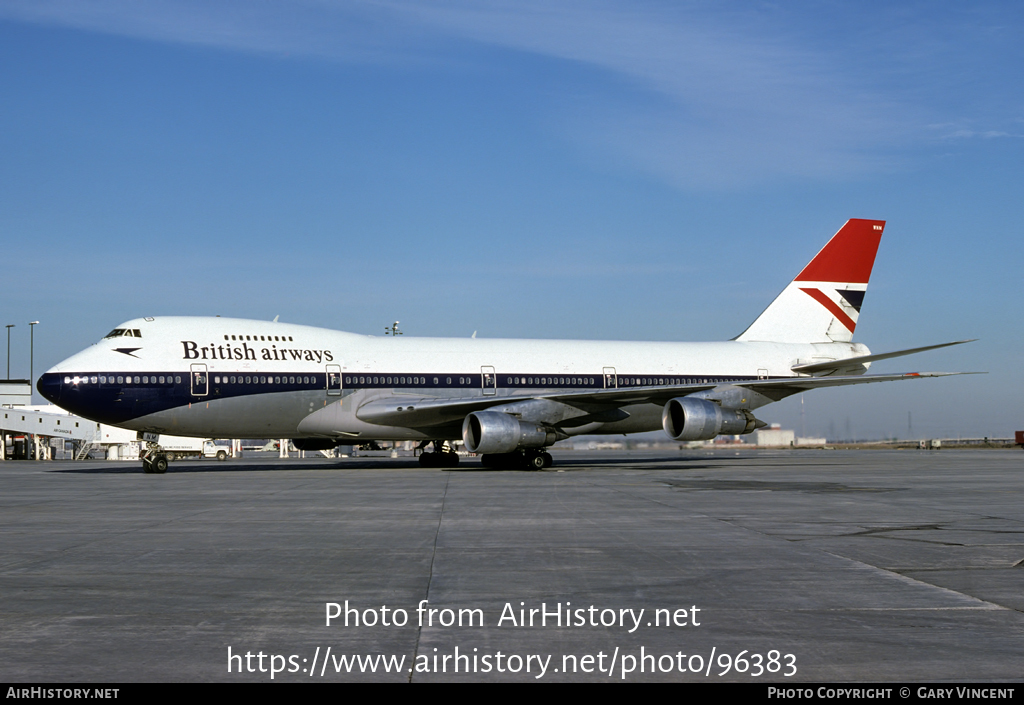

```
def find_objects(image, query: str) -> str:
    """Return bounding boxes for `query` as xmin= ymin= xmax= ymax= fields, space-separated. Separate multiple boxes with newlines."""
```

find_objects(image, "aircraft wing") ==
xmin=354 ymin=382 xmax=721 ymax=427
xmin=354 ymin=371 xmax=979 ymax=428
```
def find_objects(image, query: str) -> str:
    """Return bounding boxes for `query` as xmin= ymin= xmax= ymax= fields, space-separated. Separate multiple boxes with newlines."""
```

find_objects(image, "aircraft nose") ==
xmin=37 ymin=373 xmax=62 ymax=405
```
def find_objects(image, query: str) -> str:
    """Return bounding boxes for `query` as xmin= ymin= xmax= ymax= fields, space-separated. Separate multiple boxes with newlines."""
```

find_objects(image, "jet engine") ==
xmin=662 ymin=397 xmax=758 ymax=441
xmin=462 ymin=411 xmax=558 ymax=454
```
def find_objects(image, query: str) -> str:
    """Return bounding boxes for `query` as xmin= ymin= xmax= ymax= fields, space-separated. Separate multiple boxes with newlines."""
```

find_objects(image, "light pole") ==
xmin=29 ymin=321 xmax=39 ymax=402
xmin=5 ymin=324 xmax=13 ymax=379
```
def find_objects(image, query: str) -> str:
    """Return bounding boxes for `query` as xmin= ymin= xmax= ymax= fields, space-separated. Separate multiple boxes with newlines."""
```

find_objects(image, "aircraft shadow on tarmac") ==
xmin=48 ymin=461 xmax=354 ymax=474
xmin=46 ymin=453 xmax=731 ymax=474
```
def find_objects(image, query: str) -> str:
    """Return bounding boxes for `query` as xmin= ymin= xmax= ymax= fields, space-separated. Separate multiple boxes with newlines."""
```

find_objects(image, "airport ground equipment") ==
xmin=157 ymin=436 xmax=230 ymax=461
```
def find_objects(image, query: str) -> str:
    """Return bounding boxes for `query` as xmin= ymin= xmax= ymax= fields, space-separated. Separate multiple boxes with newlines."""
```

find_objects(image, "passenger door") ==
xmin=481 ymin=366 xmax=497 ymax=396
xmin=190 ymin=364 xmax=208 ymax=397
xmin=326 ymin=364 xmax=342 ymax=396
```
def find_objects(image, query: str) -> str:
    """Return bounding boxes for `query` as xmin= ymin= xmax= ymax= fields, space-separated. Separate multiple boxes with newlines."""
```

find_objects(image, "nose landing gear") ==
xmin=141 ymin=447 xmax=168 ymax=474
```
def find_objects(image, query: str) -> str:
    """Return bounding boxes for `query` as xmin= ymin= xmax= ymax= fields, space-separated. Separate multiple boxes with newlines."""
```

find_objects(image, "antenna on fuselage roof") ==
xmin=272 ymin=315 xmax=279 ymax=322
xmin=385 ymin=321 xmax=402 ymax=336
xmin=472 ymin=331 xmax=477 ymax=338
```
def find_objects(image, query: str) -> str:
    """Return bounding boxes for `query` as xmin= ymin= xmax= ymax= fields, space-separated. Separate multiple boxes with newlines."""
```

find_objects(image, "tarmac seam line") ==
xmin=822 ymin=551 xmax=1011 ymax=611
xmin=407 ymin=470 xmax=451 ymax=683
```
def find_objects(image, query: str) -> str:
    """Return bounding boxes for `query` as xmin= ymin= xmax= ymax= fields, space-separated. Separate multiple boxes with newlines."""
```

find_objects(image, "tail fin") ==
xmin=735 ymin=219 xmax=885 ymax=344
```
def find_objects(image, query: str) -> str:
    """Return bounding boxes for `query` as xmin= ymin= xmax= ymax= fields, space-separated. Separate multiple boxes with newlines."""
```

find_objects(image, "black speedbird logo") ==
xmin=181 ymin=341 xmax=334 ymax=363
xmin=113 ymin=348 xmax=142 ymax=358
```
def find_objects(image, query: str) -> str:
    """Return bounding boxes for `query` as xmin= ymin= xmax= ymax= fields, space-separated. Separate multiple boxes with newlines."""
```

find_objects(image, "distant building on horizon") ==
xmin=752 ymin=423 xmax=827 ymax=447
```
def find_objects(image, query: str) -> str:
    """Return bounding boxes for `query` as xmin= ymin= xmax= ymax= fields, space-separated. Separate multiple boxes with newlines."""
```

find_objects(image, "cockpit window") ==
xmin=103 ymin=328 xmax=142 ymax=339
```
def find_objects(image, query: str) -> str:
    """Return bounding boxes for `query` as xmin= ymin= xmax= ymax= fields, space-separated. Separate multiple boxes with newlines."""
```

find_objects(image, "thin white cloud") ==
xmin=0 ymin=0 xmax=435 ymax=61
xmin=943 ymin=130 xmax=1012 ymax=139
xmin=927 ymin=121 xmax=1020 ymax=140
xmin=0 ymin=1 xmax=943 ymax=186
xmin=372 ymin=1 xmax=912 ymax=185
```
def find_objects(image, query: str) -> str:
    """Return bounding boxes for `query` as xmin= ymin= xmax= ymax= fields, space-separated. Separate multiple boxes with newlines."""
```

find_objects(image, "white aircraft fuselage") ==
xmin=39 ymin=318 xmax=866 ymax=439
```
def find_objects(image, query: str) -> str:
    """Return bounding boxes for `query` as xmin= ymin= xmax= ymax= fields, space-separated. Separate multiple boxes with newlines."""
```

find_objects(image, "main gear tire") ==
xmin=525 ymin=451 xmax=546 ymax=470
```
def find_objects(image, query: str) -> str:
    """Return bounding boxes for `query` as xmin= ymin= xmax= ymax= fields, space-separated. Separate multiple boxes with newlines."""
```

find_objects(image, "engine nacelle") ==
xmin=662 ymin=397 xmax=756 ymax=441
xmin=462 ymin=411 xmax=557 ymax=454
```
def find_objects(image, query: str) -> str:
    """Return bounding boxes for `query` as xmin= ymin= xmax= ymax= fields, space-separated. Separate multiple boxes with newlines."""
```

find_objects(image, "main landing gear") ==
xmin=418 ymin=440 xmax=460 ymax=468
xmin=416 ymin=442 xmax=555 ymax=470
xmin=480 ymin=449 xmax=553 ymax=470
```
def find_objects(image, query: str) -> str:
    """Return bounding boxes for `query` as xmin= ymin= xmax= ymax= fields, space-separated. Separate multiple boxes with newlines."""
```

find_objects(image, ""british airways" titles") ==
xmin=181 ymin=341 xmax=334 ymax=363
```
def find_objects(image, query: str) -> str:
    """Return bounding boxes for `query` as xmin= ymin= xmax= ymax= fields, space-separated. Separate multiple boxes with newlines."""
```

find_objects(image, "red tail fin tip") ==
xmin=794 ymin=219 xmax=885 ymax=284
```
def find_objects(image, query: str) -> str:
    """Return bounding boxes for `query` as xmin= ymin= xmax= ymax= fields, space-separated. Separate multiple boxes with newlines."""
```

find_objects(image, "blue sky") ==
xmin=1 ymin=1 xmax=1021 ymax=439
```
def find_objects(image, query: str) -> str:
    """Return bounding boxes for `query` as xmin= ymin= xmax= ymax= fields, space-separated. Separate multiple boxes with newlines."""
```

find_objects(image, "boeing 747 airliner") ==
xmin=38 ymin=219 xmax=972 ymax=472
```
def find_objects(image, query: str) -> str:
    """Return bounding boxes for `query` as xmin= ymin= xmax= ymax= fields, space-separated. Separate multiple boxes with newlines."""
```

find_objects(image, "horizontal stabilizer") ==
xmin=742 ymin=370 xmax=982 ymax=394
xmin=791 ymin=339 xmax=977 ymax=375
